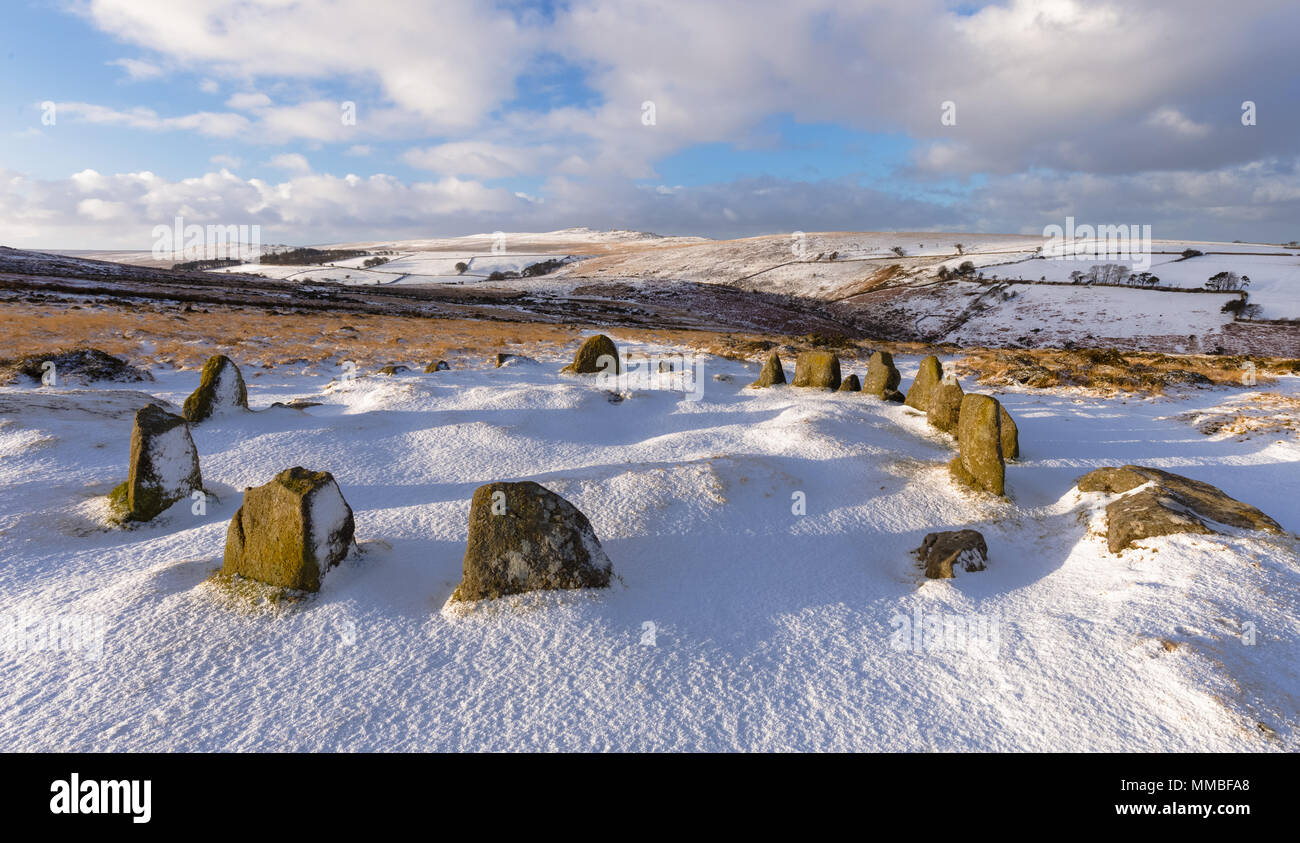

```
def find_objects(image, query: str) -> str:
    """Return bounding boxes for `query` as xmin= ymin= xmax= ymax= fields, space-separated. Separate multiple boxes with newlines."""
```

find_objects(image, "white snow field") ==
xmin=213 ymin=253 xmax=575 ymax=287
xmin=0 ymin=349 xmax=1297 ymax=751
xmin=994 ymin=248 xmax=1300 ymax=320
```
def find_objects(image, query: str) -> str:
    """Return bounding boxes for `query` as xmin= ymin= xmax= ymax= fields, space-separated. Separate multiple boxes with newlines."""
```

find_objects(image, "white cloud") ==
xmin=225 ymin=92 xmax=272 ymax=110
xmin=108 ymin=58 xmax=164 ymax=80
xmin=346 ymin=145 xmax=372 ymax=157
xmin=403 ymin=142 xmax=542 ymax=178
xmin=7 ymin=154 xmax=1298 ymax=250
xmin=267 ymin=153 xmax=311 ymax=174
xmin=71 ymin=169 xmax=109 ymax=192
xmin=80 ymin=0 xmax=535 ymax=130
xmin=1147 ymin=107 xmax=1211 ymax=139
xmin=13 ymin=0 xmax=1300 ymax=244
xmin=52 ymin=102 xmax=251 ymax=137
xmin=76 ymin=198 xmax=128 ymax=220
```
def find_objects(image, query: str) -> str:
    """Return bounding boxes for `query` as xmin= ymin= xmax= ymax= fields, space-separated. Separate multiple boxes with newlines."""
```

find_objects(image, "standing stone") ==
xmin=838 ymin=373 xmax=862 ymax=392
xmin=905 ymin=355 xmax=943 ymax=411
xmin=221 ymin=467 xmax=355 ymax=592
xmin=424 ymin=360 xmax=451 ymax=372
xmin=562 ymin=334 xmax=620 ymax=374
xmin=999 ymin=405 xmax=1020 ymax=460
xmin=928 ymin=378 xmax=964 ymax=434
xmin=790 ymin=351 xmax=841 ymax=390
xmin=183 ymin=354 xmax=248 ymax=422
xmin=862 ymin=351 xmax=902 ymax=398
xmin=109 ymin=404 xmax=203 ymax=522
xmin=453 ymin=481 xmax=613 ymax=602
xmin=949 ymin=394 xmax=1005 ymax=496
xmin=750 ymin=351 xmax=787 ymax=388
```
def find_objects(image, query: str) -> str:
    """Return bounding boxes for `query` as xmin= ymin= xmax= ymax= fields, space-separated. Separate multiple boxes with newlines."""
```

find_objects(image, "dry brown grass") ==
xmin=1173 ymin=391 xmax=1300 ymax=440
xmin=4 ymin=297 xmax=962 ymax=376
xmin=956 ymin=346 xmax=1300 ymax=396
xmin=13 ymin=298 xmax=1292 ymax=396
xmin=3 ymin=299 xmax=843 ymax=372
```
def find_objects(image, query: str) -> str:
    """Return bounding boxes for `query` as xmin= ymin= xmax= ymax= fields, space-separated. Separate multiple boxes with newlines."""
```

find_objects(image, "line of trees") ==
xmin=936 ymin=261 xmax=976 ymax=280
xmin=1205 ymin=271 xmax=1250 ymax=291
xmin=259 ymin=248 xmax=371 ymax=266
xmin=172 ymin=258 xmax=241 ymax=271
xmin=1068 ymin=264 xmax=1160 ymax=287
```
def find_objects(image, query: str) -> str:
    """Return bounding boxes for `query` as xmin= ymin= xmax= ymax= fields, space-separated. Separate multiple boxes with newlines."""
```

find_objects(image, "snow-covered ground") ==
xmin=893 ymin=280 xmax=1241 ymax=350
xmin=993 ymin=246 xmax=1300 ymax=320
xmin=326 ymin=226 xmax=708 ymax=253
xmin=213 ymin=253 xmax=573 ymax=287
xmin=0 ymin=348 xmax=1296 ymax=751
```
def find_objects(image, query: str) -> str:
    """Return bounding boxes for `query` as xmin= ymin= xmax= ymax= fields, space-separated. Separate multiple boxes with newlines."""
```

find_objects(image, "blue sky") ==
xmin=2 ymin=0 xmax=1298 ymax=248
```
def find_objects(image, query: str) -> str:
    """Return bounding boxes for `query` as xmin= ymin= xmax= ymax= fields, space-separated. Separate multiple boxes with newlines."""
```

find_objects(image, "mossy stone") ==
xmin=928 ymin=379 xmax=964 ymax=434
xmin=949 ymin=393 xmax=1005 ymax=496
xmin=424 ymin=360 xmax=450 ymax=373
xmin=790 ymin=351 xmax=841 ymax=390
xmin=837 ymin=373 xmax=862 ymax=392
xmin=862 ymin=351 xmax=901 ymax=397
xmin=453 ymin=480 xmax=613 ymax=602
xmin=221 ymin=467 xmax=355 ymax=592
xmin=1103 ymin=488 xmax=1213 ymax=553
xmin=561 ymin=335 xmax=620 ymax=375
xmin=916 ymin=529 xmax=988 ymax=578
xmin=111 ymin=404 xmax=203 ymax=522
xmin=1078 ymin=464 xmax=1282 ymax=553
xmin=182 ymin=354 xmax=248 ymax=422
xmin=1076 ymin=466 xmax=1149 ymax=494
xmin=999 ymin=405 xmax=1020 ymax=460
xmin=750 ymin=351 xmax=787 ymax=388
xmin=905 ymin=355 xmax=942 ymax=411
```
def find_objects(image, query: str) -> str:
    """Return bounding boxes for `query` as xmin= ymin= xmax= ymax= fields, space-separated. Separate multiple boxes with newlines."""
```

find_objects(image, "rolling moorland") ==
xmin=0 ymin=229 xmax=1297 ymax=751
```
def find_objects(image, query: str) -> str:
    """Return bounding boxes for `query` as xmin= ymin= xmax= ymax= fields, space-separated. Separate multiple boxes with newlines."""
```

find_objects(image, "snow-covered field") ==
xmin=213 ymin=253 xmax=570 ymax=287
xmin=894 ymin=281 xmax=1241 ymax=350
xmin=1 ymin=348 xmax=1296 ymax=751
xmin=993 ymin=244 xmax=1300 ymax=320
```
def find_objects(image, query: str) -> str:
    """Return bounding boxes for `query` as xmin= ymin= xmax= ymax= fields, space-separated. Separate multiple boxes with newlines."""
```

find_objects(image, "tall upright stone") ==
xmin=790 ymin=351 xmax=841 ymax=390
xmin=948 ymin=394 xmax=1005 ymax=496
xmin=999 ymin=405 xmax=1020 ymax=460
xmin=905 ymin=355 xmax=942 ymax=411
xmin=562 ymin=334 xmax=620 ymax=375
xmin=928 ymin=378 xmax=964 ymax=434
xmin=221 ymin=467 xmax=355 ymax=592
xmin=750 ymin=351 xmax=786 ymax=388
xmin=109 ymin=404 xmax=203 ymax=522
xmin=862 ymin=351 xmax=901 ymax=398
xmin=183 ymin=354 xmax=248 ymax=422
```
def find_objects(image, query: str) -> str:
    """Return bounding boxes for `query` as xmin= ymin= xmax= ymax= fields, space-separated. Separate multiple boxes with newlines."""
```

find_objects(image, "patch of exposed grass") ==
xmin=1174 ymin=391 xmax=1300 ymax=440
xmin=203 ymin=571 xmax=308 ymax=614
xmin=957 ymin=347 xmax=1298 ymax=395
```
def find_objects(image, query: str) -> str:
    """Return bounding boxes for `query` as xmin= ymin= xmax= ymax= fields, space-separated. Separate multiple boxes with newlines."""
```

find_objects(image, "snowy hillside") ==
xmin=21 ymin=229 xmax=1300 ymax=354
xmin=1 ymin=348 xmax=1296 ymax=751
